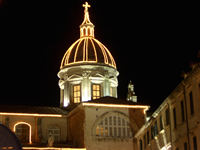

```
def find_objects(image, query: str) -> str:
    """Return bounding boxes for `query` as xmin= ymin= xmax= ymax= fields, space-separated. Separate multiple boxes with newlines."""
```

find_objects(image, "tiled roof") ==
xmin=0 ymin=105 xmax=68 ymax=115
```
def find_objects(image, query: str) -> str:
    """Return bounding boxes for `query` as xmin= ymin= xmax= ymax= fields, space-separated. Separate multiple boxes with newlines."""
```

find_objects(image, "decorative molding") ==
xmin=92 ymin=137 xmax=133 ymax=142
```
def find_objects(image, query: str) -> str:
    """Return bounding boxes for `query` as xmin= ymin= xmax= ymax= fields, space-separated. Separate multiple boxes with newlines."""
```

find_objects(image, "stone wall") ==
xmin=67 ymin=109 xmax=85 ymax=148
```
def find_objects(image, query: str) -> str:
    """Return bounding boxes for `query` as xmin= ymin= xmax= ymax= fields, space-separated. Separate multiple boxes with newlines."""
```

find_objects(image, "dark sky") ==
xmin=1 ymin=1 xmax=199 ymax=111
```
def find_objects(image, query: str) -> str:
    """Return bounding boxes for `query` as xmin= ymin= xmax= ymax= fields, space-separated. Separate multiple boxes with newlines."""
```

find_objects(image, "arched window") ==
xmin=14 ymin=122 xmax=31 ymax=143
xmin=94 ymin=113 xmax=135 ymax=137
xmin=83 ymin=28 xmax=86 ymax=36
xmin=87 ymin=27 xmax=91 ymax=36
xmin=48 ymin=126 xmax=60 ymax=142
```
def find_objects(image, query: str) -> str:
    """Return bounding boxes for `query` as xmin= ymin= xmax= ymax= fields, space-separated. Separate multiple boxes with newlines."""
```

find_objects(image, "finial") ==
xmin=83 ymin=2 xmax=91 ymax=12
xmin=80 ymin=2 xmax=95 ymax=38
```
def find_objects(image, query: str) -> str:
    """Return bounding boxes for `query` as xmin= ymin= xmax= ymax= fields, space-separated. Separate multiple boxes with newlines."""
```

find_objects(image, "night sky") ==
xmin=1 ymin=1 xmax=199 ymax=112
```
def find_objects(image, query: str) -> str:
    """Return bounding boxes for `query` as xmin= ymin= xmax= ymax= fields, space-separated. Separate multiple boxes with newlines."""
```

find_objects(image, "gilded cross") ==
xmin=83 ymin=2 xmax=91 ymax=11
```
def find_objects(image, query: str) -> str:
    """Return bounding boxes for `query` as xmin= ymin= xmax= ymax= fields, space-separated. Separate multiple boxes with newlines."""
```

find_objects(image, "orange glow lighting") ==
xmin=82 ymin=103 xmax=149 ymax=114
xmin=23 ymin=148 xmax=86 ymax=150
xmin=60 ymin=37 xmax=116 ymax=69
xmin=14 ymin=122 xmax=32 ymax=144
xmin=0 ymin=112 xmax=62 ymax=117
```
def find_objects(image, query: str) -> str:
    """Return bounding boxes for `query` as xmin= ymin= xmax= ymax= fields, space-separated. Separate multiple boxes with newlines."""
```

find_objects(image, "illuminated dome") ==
xmin=58 ymin=2 xmax=119 ymax=107
xmin=60 ymin=2 xmax=116 ymax=69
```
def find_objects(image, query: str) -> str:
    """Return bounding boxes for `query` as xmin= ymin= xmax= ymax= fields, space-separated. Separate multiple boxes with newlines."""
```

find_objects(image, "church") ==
xmin=0 ymin=2 xmax=149 ymax=150
xmin=1 ymin=2 xmax=200 ymax=150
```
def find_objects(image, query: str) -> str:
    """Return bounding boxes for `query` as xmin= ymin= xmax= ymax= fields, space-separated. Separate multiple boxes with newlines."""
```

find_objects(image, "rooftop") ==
xmin=0 ymin=105 xmax=68 ymax=115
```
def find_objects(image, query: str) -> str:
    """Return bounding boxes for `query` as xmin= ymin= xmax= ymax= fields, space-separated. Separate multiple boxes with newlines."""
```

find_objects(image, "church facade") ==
xmin=0 ymin=2 xmax=149 ymax=150
xmin=0 ymin=2 xmax=199 ymax=150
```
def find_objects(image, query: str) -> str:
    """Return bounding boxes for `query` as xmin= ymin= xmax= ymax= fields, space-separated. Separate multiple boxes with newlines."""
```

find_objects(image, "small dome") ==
xmin=60 ymin=37 xmax=116 ymax=69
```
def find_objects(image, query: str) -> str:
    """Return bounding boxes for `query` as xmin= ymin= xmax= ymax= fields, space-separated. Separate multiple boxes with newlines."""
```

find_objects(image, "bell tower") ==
xmin=127 ymin=81 xmax=137 ymax=102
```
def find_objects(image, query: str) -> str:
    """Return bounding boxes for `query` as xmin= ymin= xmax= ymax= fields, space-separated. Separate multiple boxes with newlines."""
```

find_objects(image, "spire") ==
xmin=80 ymin=2 xmax=95 ymax=38
xmin=127 ymin=80 xmax=137 ymax=102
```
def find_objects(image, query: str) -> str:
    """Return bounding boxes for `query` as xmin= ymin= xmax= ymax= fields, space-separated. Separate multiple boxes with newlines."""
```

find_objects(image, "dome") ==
xmin=60 ymin=37 xmax=116 ymax=69
xmin=60 ymin=2 xmax=116 ymax=69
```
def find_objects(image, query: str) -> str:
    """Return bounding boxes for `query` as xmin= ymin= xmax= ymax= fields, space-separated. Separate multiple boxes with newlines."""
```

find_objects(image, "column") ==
xmin=82 ymin=71 xmax=91 ymax=102
xmin=103 ymin=74 xmax=110 ymax=96
xmin=64 ymin=81 xmax=70 ymax=107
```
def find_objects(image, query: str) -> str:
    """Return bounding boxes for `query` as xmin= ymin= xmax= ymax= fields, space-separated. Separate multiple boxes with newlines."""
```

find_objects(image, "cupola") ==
xmin=58 ymin=2 xmax=119 ymax=107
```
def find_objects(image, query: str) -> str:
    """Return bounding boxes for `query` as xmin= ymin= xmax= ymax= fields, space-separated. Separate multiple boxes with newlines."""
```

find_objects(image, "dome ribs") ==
xmin=92 ymin=39 xmax=104 ymax=63
xmin=89 ymin=38 xmax=97 ymax=62
xmin=60 ymin=38 xmax=116 ymax=69
xmin=74 ymin=38 xmax=84 ymax=62
xmin=83 ymin=38 xmax=86 ymax=61
xmin=101 ymin=44 xmax=116 ymax=68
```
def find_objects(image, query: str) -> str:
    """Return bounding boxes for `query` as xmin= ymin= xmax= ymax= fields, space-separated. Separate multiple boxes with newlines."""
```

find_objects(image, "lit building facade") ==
xmin=135 ymin=62 xmax=200 ymax=150
xmin=0 ymin=2 xmax=199 ymax=150
xmin=0 ymin=2 xmax=149 ymax=150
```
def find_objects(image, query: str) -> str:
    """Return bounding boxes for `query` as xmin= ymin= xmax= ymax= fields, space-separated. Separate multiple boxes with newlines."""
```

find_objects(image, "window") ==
xmin=73 ymin=85 xmax=81 ymax=103
xmin=15 ymin=124 xmax=29 ymax=143
xmin=144 ymin=134 xmax=146 ymax=149
xmin=48 ymin=126 xmax=60 ymax=142
xmin=181 ymin=100 xmax=185 ymax=122
xmin=189 ymin=91 xmax=194 ymax=115
xmin=193 ymin=136 xmax=197 ymax=150
xmin=83 ymin=28 xmax=86 ymax=35
xmin=87 ymin=27 xmax=91 ymax=36
xmin=173 ymin=107 xmax=177 ymax=128
xmin=154 ymin=121 xmax=158 ymax=136
xmin=184 ymin=142 xmax=187 ymax=150
xmin=160 ymin=115 xmax=163 ymax=131
xmin=147 ymin=130 xmax=149 ymax=144
xmin=151 ymin=125 xmax=154 ymax=140
xmin=92 ymin=84 xmax=100 ymax=99
xmin=166 ymin=108 xmax=170 ymax=126
xmin=140 ymin=139 xmax=143 ymax=150
xmin=95 ymin=115 xmax=132 ymax=137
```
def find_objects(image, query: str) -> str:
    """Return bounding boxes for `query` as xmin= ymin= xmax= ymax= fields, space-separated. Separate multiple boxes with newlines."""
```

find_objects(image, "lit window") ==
xmin=95 ymin=115 xmax=133 ymax=137
xmin=15 ymin=124 xmax=29 ymax=143
xmin=92 ymin=84 xmax=100 ymax=99
xmin=48 ymin=126 xmax=60 ymax=142
xmin=73 ymin=85 xmax=81 ymax=103
xmin=96 ymin=126 xmax=99 ymax=136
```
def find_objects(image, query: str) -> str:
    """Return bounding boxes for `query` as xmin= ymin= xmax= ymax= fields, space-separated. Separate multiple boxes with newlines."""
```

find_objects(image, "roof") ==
xmin=0 ymin=105 xmax=68 ymax=115
xmin=60 ymin=38 xmax=116 ymax=69
xmin=84 ymin=96 xmax=148 ymax=106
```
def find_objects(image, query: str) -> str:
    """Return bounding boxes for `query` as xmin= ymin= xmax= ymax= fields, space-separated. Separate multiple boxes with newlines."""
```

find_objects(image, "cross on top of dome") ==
xmin=80 ymin=2 xmax=95 ymax=38
xmin=83 ymin=2 xmax=90 ymax=12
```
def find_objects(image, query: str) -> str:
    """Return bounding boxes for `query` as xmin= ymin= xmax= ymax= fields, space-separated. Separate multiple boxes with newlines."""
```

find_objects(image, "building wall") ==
xmin=67 ymin=108 xmax=85 ymax=148
xmin=135 ymin=63 xmax=200 ymax=150
xmin=171 ymin=69 xmax=200 ymax=150
xmin=135 ymin=104 xmax=172 ymax=150
xmin=84 ymin=106 xmax=146 ymax=150
xmin=41 ymin=117 xmax=67 ymax=143
xmin=0 ymin=115 xmax=67 ymax=145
